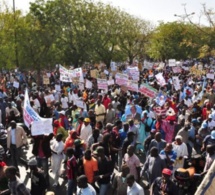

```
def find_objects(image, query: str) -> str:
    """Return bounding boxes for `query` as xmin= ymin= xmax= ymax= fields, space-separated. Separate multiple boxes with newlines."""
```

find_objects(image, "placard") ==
xmin=97 ymin=79 xmax=108 ymax=90
xmin=86 ymin=79 xmax=92 ymax=89
xmin=168 ymin=59 xmax=176 ymax=67
xmin=43 ymin=76 xmax=50 ymax=85
xmin=172 ymin=76 xmax=181 ymax=91
xmin=127 ymin=80 xmax=138 ymax=92
xmin=115 ymin=73 xmax=128 ymax=86
xmin=107 ymin=79 xmax=114 ymax=86
xmin=127 ymin=67 xmax=139 ymax=81
xmin=74 ymin=99 xmax=85 ymax=109
xmin=207 ymin=73 xmax=214 ymax=80
xmin=78 ymin=83 xmax=85 ymax=91
xmin=172 ymin=66 xmax=182 ymax=73
xmin=155 ymin=73 xmax=166 ymax=86
xmin=55 ymin=84 xmax=61 ymax=92
xmin=31 ymin=119 xmax=53 ymax=136
xmin=90 ymin=69 xmax=98 ymax=78
xmin=13 ymin=81 xmax=19 ymax=89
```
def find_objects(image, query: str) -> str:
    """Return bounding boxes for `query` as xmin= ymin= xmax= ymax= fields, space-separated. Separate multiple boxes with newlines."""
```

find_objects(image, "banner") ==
xmin=23 ymin=89 xmax=52 ymax=130
xmin=97 ymin=79 xmax=108 ymax=90
xmin=168 ymin=59 xmax=176 ymax=67
xmin=127 ymin=80 xmax=138 ymax=92
xmin=60 ymin=72 xmax=71 ymax=82
xmin=31 ymin=119 xmax=53 ymax=136
xmin=115 ymin=73 xmax=128 ymax=86
xmin=139 ymin=84 xmax=158 ymax=98
xmin=155 ymin=73 xmax=166 ymax=86
xmin=127 ymin=67 xmax=139 ymax=81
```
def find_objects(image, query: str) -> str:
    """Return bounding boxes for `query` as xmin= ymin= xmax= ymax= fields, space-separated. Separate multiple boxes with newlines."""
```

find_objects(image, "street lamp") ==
xmin=174 ymin=12 xmax=195 ymax=21
xmin=13 ymin=0 xmax=19 ymax=67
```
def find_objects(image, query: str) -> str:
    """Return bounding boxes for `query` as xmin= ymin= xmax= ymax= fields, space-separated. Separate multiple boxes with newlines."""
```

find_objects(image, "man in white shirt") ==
xmin=61 ymin=94 xmax=69 ymax=109
xmin=126 ymin=174 xmax=144 ymax=195
xmin=77 ymin=175 xmax=96 ymax=195
xmin=80 ymin=118 xmax=92 ymax=144
xmin=95 ymin=100 xmax=106 ymax=123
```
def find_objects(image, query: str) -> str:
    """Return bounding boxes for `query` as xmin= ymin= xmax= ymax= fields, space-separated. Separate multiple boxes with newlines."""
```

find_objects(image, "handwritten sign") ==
xmin=13 ymin=81 xmax=19 ymax=89
xmin=86 ymin=79 xmax=92 ymax=89
xmin=168 ymin=59 xmax=176 ymax=67
xmin=172 ymin=66 xmax=182 ymax=73
xmin=31 ymin=119 xmax=53 ymax=136
xmin=155 ymin=73 xmax=166 ymax=86
xmin=90 ymin=69 xmax=98 ymax=78
xmin=107 ymin=79 xmax=114 ymax=86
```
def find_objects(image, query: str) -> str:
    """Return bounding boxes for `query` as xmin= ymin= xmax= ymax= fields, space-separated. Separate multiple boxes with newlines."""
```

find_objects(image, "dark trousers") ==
xmin=10 ymin=144 xmax=21 ymax=169
xmin=36 ymin=157 xmax=50 ymax=187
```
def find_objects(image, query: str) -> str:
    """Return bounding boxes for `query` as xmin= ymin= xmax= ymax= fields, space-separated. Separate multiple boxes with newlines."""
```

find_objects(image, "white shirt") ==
xmin=80 ymin=124 xmax=92 ymax=143
xmin=172 ymin=142 xmax=188 ymax=158
xmin=61 ymin=96 xmax=69 ymax=109
xmin=11 ymin=129 xmax=16 ymax=145
xmin=127 ymin=182 xmax=144 ymax=195
xmin=34 ymin=98 xmax=41 ymax=112
xmin=77 ymin=184 xmax=96 ymax=195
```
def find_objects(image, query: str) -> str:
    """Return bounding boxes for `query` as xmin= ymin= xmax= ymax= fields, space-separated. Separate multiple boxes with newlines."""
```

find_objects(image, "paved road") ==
xmin=9 ymin=139 xmax=149 ymax=195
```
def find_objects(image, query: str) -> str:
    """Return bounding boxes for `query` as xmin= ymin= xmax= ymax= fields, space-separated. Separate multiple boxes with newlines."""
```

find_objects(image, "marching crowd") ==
xmin=0 ymin=60 xmax=215 ymax=195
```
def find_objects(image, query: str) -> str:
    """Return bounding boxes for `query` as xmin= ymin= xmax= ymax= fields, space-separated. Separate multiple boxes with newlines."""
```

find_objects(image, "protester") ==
xmin=76 ymin=175 xmax=96 ymax=195
xmin=126 ymin=174 xmax=144 ymax=195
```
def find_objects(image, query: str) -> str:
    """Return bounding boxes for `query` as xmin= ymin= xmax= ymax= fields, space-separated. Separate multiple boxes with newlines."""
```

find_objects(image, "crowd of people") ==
xmin=0 ymin=59 xmax=215 ymax=195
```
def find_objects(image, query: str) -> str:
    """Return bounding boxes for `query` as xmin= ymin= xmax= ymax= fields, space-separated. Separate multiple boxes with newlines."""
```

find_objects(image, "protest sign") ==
xmin=127 ymin=80 xmax=138 ymax=92
xmin=155 ymin=92 xmax=167 ymax=107
xmin=13 ymin=81 xmax=19 ymax=89
xmin=31 ymin=119 xmax=53 ymax=136
xmin=70 ymin=68 xmax=84 ymax=82
xmin=78 ymin=83 xmax=85 ymax=91
xmin=127 ymin=67 xmax=139 ymax=81
xmin=139 ymin=84 xmax=158 ymax=98
xmin=207 ymin=73 xmax=214 ymax=80
xmin=55 ymin=84 xmax=61 ymax=92
xmin=43 ymin=75 xmax=50 ymax=85
xmin=144 ymin=61 xmax=153 ymax=70
xmin=172 ymin=66 xmax=182 ymax=73
xmin=72 ymin=77 xmax=79 ymax=85
xmin=115 ymin=73 xmax=128 ymax=86
xmin=60 ymin=72 xmax=71 ymax=82
xmin=172 ymin=76 xmax=181 ymax=90
xmin=104 ymin=70 xmax=109 ymax=75
xmin=110 ymin=61 xmax=117 ymax=71
xmin=155 ymin=73 xmax=166 ymax=86
xmin=168 ymin=59 xmax=176 ymax=67
xmin=86 ymin=79 xmax=92 ymax=89
xmin=182 ymin=66 xmax=189 ymax=71
xmin=97 ymin=79 xmax=108 ymax=90
xmin=107 ymin=79 xmax=114 ymax=86
xmin=23 ymin=89 xmax=52 ymax=128
xmin=90 ymin=69 xmax=98 ymax=78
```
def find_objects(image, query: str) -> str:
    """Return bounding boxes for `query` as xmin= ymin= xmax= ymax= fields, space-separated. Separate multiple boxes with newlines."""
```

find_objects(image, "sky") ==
xmin=6 ymin=0 xmax=215 ymax=25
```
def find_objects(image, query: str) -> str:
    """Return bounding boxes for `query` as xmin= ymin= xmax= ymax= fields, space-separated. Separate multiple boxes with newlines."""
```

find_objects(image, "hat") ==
xmin=58 ymin=110 xmax=65 ymax=115
xmin=28 ymin=158 xmax=37 ymax=166
xmin=106 ymin=123 xmax=114 ymax=128
xmin=211 ymin=130 xmax=215 ymax=139
xmin=84 ymin=118 xmax=90 ymax=123
xmin=74 ymin=139 xmax=84 ymax=146
xmin=175 ymin=135 xmax=182 ymax=141
xmin=162 ymin=168 xmax=172 ymax=176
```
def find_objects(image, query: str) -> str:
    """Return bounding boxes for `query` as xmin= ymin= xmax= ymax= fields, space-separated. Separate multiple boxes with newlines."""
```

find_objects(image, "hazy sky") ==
xmin=6 ymin=0 xmax=215 ymax=25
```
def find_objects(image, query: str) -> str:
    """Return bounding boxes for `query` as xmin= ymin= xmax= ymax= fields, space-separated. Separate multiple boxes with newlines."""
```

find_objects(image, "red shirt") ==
xmin=103 ymin=97 xmax=111 ymax=109
xmin=67 ymin=156 xmax=77 ymax=180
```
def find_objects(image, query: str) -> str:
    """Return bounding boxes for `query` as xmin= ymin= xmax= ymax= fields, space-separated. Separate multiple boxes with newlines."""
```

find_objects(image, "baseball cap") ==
xmin=84 ymin=118 xmax=90 ymax=123
xmin=162 ymin=168 xmax=172 ymax=176
xmin=74 ymin=139 xmax=84 ymax=146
